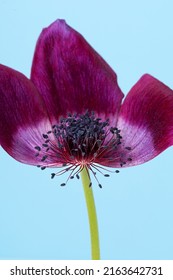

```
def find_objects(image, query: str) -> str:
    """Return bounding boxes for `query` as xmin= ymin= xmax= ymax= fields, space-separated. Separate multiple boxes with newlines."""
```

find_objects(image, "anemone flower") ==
xmin=0 ymin=19 xmax=173 ymax=260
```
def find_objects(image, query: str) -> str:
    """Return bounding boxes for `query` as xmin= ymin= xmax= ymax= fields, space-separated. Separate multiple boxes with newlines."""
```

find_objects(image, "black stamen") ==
xmin=42 ymin=134 xmax=48 ymax=139
xmin=41 ymin=155 xmax=48 ymax=162
xmin=51 ymin=173 xmax=56 ymax=179
xmin=35 ymin=146 xmax=41 ymax=151
xmin=35 ymin=111 xmax=132 ymax=188
xmin=42 ymin=144 xmax=48 ymax=147
xmin=41 ymin=166 xmax=46 ymax=170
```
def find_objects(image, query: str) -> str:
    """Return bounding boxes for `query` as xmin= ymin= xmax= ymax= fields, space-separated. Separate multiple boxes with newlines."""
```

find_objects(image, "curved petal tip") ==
xmin=117 ymin=74 xmax=173 ymax=166
xmin=31 ymin=19 xmax=124 ymax=120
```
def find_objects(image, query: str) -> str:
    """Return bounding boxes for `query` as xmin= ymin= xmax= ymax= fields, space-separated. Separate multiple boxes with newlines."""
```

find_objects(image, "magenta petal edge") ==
xmin=0 ymin=20 xmax=173 ymax=178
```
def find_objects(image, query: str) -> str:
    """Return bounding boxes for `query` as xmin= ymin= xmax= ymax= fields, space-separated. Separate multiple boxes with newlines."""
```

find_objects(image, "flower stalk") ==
xmin=81 ymin=167 xmax=100 ymax=260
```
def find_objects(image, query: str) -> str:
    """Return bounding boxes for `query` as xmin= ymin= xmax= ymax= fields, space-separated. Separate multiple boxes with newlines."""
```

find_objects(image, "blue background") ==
xmin=0 ymin=0 xmax=173 ymax=260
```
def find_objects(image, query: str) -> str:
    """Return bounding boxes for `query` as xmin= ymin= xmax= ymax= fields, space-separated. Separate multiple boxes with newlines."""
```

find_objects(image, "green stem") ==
xmin=81 ymin=167 xmax=100 ymax=260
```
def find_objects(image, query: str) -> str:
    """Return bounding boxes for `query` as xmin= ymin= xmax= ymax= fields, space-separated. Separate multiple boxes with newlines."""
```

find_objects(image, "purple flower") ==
xmin=0 ymin=19 xmax=173 ymax=185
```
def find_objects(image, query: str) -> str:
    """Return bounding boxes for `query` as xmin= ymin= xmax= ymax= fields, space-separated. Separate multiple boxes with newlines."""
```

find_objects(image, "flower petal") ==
xmin=0 ymin=64 xmax=54 ymax=165
xmin=117 ymin=74 xmax=173 ymax=166
xmin=31 ymin=19 xmax=123 ymax=120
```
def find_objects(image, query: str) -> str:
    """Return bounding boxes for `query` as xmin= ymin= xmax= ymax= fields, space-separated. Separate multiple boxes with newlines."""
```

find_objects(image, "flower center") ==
xmin=35 ymin=111 xmax=132 ymax=187
xmin=53 ymin=112 xmax=122 ymax=163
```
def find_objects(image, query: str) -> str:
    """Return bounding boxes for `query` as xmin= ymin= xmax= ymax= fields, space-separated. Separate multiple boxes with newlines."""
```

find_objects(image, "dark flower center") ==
xmin=53 ymin=111 xmax=122 ymax=163
xmin=35 ymin=111 xmax=132 ymax=187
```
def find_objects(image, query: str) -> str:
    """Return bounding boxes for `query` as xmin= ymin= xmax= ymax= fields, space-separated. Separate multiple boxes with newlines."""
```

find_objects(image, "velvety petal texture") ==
xmin=31 ymin=19 xmax=123 ymax=121
xmin=1 ymin=20 xmax=173 ymax=171
xmin=117 ymin=74 xmax=173 ymax=166
xmin=0 ymin=64 xmax=53 ymax=165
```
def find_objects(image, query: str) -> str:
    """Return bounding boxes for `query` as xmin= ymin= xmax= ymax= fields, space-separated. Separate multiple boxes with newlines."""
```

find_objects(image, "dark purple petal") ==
xmin=31 ymin=19 xmax=123 ymax=121
xmin=0 ymin=64 xmax=54 ymax=165
xmin=116 ymin=74 xmax=173 ymax=166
